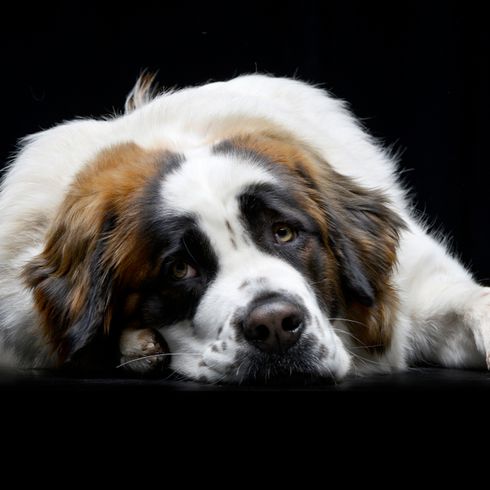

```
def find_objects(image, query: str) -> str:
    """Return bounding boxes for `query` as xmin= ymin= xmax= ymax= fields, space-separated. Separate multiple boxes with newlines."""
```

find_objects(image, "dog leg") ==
xmin=119 ymin=327 xmax=169 ymax=374
xmin=396 ymin=226 xmax=489 ymax=369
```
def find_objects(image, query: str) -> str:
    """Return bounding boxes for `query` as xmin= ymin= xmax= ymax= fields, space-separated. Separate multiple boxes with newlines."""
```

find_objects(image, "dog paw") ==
xmin=466 ymin=287 xmax=490 ymax=369
xmin=119 ymin=328 xmax=169 ymax=374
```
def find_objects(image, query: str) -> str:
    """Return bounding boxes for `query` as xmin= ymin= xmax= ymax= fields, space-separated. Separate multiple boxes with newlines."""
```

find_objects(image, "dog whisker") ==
xmin=324 ymin=364 xmax=338 ymax=387
xmin=348 ymin=344 xmax=385 ymax=349
xmin=345 ymin=349 xmax=384 ymax=367
xmin=116 ymin=352 xmax=200 ymax=369
xmin=330 ymin=327 xmax=367 ymax=345
xmin=328 ymin=317 xmax=369 ymax=328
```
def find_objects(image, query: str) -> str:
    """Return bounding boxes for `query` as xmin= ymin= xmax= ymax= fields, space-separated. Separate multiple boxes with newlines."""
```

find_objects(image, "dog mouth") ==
xmin=223 ymin=343 xmax=337 ymax=387
xmin=153 ymin=346 xmax=337 ymax=387
xmin=176 ymin=364 xmax=336 ymax=387
xmin=238 ymin=369 xmax=336 ymax=387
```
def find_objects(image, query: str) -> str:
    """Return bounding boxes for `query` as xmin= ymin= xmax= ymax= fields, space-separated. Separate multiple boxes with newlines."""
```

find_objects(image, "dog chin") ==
xmin=233 ymin=350 xmax=352 ymax=386
xmin=168 ymin=341 xmax=352 ymax=386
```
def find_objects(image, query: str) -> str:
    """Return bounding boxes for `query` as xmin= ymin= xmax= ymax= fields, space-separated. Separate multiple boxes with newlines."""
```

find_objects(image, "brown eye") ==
xmin=171 ymin=260 xmax=197 ymax=280
xmin=273 ymin=224 xmax=296 ymax=244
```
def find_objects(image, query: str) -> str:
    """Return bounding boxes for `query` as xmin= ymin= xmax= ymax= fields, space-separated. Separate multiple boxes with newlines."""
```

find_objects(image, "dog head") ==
xmin=24 ymin=129 xmax=403 ymax=383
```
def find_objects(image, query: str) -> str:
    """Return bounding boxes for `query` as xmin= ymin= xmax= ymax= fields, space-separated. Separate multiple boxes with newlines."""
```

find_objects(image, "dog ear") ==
xmin=322 ymin=170 xmax=405 ymax=308
xmin=22 ymin=143 xmax=167 ymax=364
xmin=23 ymin=211 xmax=116 ymax=364
xmin=313 ymin=168 xmax=406 ymax=350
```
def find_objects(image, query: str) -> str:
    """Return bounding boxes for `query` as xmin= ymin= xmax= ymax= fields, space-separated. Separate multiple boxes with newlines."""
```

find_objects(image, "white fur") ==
xmin=0 ymin=74 xmax=488 ymax=381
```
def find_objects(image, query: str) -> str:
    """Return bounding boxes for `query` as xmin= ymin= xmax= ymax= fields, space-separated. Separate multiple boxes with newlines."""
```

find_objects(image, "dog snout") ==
xmin=241 ymin=297 xmax=305 ymax=353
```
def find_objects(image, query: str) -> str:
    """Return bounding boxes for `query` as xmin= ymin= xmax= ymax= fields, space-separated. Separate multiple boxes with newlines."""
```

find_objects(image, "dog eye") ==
xmin=273 ymin=223 xmax=297 ymax=244
xmin=170 ymin=259 xmax=198 ymax=280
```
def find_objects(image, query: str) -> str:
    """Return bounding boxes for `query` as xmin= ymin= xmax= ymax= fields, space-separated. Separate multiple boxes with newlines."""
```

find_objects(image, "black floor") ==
xmin=3 ymin=367 xmax=489 ymax=436
xmin=2 ymin=367 xmax=490 ymax=392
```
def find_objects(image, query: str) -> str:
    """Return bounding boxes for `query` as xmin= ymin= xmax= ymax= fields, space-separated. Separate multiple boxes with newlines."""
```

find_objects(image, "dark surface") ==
xmin=3 ymin=368 xmax=489 ymax=436
xmin=2 ymin=367 xmax=490 ymax=392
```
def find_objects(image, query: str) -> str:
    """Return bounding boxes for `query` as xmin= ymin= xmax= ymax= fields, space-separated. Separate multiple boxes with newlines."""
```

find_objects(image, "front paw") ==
xmin=119 ymin=328 xmax=169 ymax=374
xmin=466 ymin=287 xmax=490 ymax=369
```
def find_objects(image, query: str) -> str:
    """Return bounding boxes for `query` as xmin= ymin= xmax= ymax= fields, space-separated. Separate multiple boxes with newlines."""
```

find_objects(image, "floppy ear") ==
xmin=314 ymin=167 xmax=406 ymax=349
xmin=22 ymin=143 xmax=168 ymax=365
xmin=323 ymin=170 xmax=405 ymax=308
xmin=23 ymin=208 xmax=117 ymax=365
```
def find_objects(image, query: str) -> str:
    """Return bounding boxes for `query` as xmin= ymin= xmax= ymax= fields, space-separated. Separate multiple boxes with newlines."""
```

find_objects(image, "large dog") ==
xmin=0 ymin=74 xmax=488 ymax=383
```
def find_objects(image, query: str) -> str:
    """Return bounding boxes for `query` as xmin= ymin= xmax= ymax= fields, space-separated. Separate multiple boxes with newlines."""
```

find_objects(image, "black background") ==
xmin=1 ymin=0 xmax=488 ymax=283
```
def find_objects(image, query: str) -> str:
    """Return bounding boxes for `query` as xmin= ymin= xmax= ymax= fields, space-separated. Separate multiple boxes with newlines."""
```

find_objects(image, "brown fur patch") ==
xmin=124 ymin=292 xmax=141 ymax=315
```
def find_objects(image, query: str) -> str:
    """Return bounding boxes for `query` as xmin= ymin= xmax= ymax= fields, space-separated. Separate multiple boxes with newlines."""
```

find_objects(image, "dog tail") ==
xmin=125 ymin=71 xmax=159 ymax=113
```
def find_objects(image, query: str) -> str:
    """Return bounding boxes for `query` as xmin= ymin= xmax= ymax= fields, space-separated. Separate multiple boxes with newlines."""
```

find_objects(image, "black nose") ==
xmin=242 ymin=299 xmax=305 ymax=353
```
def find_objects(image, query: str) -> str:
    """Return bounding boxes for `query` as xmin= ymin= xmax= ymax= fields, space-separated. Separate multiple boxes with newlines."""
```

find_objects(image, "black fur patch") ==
xmin=133 ymin=172 xmax=219 ymax=329
xmin=238 ymin=183 xmax=330 ymax=310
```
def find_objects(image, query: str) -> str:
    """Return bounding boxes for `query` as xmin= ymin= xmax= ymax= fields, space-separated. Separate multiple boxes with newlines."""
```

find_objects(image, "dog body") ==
xmin=0 ymin=74 xmax=488 ymax=383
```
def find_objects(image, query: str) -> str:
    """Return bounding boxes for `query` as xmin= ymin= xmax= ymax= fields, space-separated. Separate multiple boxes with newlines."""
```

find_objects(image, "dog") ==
xmin=0 ymin=74 xmax=488 ymax=384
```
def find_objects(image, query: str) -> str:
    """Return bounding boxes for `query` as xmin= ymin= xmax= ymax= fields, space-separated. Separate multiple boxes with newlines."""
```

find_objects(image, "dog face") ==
xmin=24 ymin=130 xmax=403 ymax=383
xmin=157 ymin=141 xmax=350 ymax=383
